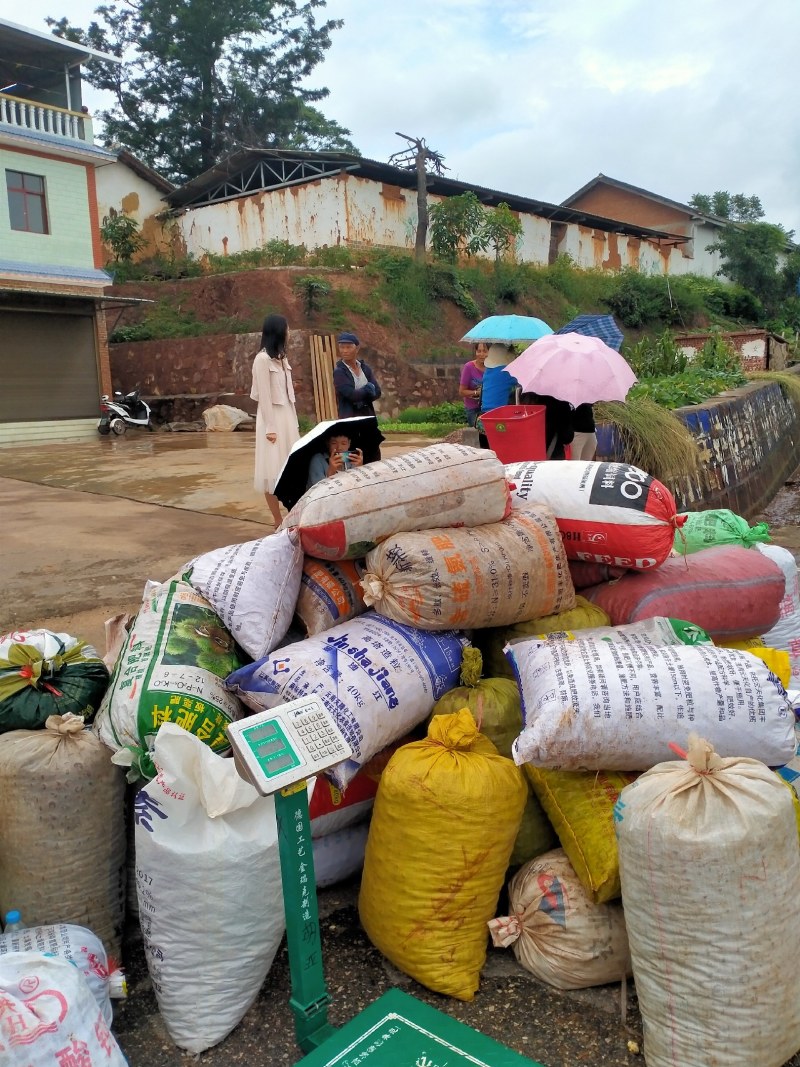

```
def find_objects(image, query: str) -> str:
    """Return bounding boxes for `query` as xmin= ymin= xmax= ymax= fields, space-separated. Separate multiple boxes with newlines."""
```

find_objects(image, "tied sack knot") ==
xmin=488 ymin=913 xmax=522 ymax=949
xmin=427 ymin=707 xmax=479 ymax=750
xmin=686 ymin=732 xmax=725 ymax=774
xmin=459 ymin=647 xmax=483 ymax=688
xmin=45 ymin=713 xmax=86 ymax=736
xmin=360 ymin=572 xmax=386 ymax=607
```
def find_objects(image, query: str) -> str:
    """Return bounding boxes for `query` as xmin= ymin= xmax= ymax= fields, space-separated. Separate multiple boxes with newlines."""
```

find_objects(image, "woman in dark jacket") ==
xmin=333 ymin=331 xmax=383 ymax=461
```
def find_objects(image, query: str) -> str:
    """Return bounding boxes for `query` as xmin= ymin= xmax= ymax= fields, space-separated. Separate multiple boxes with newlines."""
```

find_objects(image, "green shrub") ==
xmin=398 ymin=401 xmax=467 ymax=425
xmin=308 ymin=245 xmax=355 ymax=269
xmin=629 ymin=368 xmax=746 ymax=409
xmin=295 ymin=275 xmax=332 ymax=316
xmin=625 ymin=331 xmax=689 ymax=378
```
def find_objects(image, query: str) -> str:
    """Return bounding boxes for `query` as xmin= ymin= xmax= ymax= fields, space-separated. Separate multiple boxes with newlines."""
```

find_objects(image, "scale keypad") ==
xmin=293 ymin=709 xmax=348 ymax=762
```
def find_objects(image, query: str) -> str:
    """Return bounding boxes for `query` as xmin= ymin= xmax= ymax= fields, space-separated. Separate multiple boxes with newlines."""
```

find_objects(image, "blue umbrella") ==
xmin=555 ymin=313 xmax=623 ymax=351
xmin=460 ymin=315 xmax=553 ymax=344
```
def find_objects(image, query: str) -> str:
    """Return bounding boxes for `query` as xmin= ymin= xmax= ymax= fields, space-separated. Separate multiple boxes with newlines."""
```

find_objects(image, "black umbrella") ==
xmin=274 ymin=416 xmax=385 ymax=510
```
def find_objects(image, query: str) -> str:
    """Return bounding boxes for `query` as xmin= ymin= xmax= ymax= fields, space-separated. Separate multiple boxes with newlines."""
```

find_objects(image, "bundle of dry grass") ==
xmin=595 ymin=396 xmax=702 ymax=485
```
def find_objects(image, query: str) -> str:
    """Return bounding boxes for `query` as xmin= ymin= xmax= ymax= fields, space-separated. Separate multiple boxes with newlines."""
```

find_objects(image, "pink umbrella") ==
xmin=505 ymin=332 xmax=637 ymax=406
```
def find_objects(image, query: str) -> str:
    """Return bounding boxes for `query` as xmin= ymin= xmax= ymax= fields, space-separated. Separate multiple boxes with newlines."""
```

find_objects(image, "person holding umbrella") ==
xmin=250 ymin=313 xmax=299 ymax=528
xmin=333 ymin=332 xmax=383 ymax=461
xmin=306 ymin=429 xmax=364 ymax=489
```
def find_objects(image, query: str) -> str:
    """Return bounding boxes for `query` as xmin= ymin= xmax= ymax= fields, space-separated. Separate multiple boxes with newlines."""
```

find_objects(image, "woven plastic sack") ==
xmin=135 ymin=724 xmax=284 ymax=1054
xmin=477 ymin=596 xmax=611 ymax=679
xmin=430 ymin=649 xmax=557 ymax=865
xmin=0 ymin=629 xmax=108 ymax=733
xmin=186 ymin=530 xmax=302 ymax=660
xmin=0 ymin=952 xmax=127 ymax=1066
xmin=506 ymin=459 xmax=681 ymax=569
xmin=308 ymin=738 xmax=407 ymax=838
xmin=226 ymin=612 xmax=467 ymax=789
xmin=0 ymin=714 xmax=126 ymax=959
xmin=674 ymin=508 xmax=770 ymax=554
xmin=756 ymin=543 xmax=800 ymax=685
xmin=583 ymin=545 xmax=785 ymax=640
xmin=95 ymin=577 xmax=248 ymax=781
xmin=359 ymin=709 xmax=527 ymax=1000
xmin=295 ymin=557 xmax=368 ymax=636
xmin=616 ymin=735 xmax=800 ymax=1067
xmin=524 ymin=766 xmax=636 ymax=904
xmin=361 ymin=506 xmax=575 ymax=631
xmin=0 ymin=923 xmax=116 ymax=1025
xmin=511 ymin=641 xmax=794 ymax=771
xmin=284 ymin=443 xmax=511 ymax=560
xmin=489 ymin=848 xmax=631 ymax=990
xmin=313 ymin=822 xmax=370 ymax=889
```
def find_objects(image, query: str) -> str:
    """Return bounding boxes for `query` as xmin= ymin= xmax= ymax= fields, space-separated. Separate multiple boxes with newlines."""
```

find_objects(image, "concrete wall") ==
xmin=109 ymin=330 xmax=461 ymax=424
xmin=167 ymin=173 xmax=724 ymax=279
xmin=1 ymin=146 xmax=96 ymax=267
xmin=598 ymin=372 xmax=800 ymax=517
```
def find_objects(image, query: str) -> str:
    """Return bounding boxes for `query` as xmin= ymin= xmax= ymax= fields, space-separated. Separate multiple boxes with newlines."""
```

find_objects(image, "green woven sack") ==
xmin=674 ymin=509 xmax=770 ymax=555
xmin=0 ymin=630 xmax=109 ymax=733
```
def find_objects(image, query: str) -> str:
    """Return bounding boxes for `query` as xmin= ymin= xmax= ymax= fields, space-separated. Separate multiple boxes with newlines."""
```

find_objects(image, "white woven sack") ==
xmin=0 ymin=952 xmax=126 ymax=1065
xmin=313 ymin=822 xmax=370 ymax=888
xmin=226 ymin=612 xmax=467 ymax=789
xmin=616 ymin=735 xmax=800 ymax=1067
xmin=284 ymin=443 xmax=510 ymax=560
xmin=135 ymin=724 xmax=284 ymax=1054
xmin=757 ymin=542 xmax=800 ymax=684
xmin=511 ymin=640 xmax=794 ymax=770
xmin=187 ymin=530 xmax=303 ymax=660
xmin=488 ymin=848 xmax=631 ymax=990
xmin=0 ymin=923 xmax=113 ymax=1024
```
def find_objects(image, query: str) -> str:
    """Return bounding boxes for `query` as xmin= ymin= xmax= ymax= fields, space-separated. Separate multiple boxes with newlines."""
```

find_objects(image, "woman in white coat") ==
xmin=250 ymin=314 xmax=299 ymax=527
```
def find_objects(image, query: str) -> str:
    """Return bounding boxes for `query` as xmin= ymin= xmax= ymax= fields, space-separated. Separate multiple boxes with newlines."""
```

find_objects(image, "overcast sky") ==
xmin=15 ymin=0 xmax=800 ymax=235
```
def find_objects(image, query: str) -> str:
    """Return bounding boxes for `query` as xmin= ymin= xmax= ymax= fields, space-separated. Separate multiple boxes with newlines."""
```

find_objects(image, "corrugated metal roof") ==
xmin=163 ymin=148 xmax=689 ymax=242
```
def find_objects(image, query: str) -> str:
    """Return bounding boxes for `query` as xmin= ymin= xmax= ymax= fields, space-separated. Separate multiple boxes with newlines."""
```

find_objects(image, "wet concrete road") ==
xmin=1 ymin=436 xmax=799 ymax=1066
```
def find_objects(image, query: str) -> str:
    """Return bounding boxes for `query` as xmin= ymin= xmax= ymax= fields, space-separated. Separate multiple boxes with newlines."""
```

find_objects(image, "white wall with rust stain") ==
xmin=170 ymin=171 xmax=728 ymax=279
xmin=95 ymin=161 xmax=171 ymax=257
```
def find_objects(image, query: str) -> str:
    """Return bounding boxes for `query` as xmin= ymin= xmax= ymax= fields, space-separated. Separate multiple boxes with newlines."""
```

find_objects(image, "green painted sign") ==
xmin=296 ymin=988 xmax=543 ymax=1067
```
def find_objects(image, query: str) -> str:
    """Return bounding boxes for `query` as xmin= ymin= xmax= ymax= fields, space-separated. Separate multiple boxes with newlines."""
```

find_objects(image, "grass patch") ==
xmin=379 ymin=421 xmax=456 ymax=436
xmin=595 ymin=396 xmax=702 ymax=484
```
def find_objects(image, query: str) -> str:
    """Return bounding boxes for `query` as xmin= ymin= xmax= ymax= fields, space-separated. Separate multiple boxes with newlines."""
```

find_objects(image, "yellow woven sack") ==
xmin=718 ymin=638 xmax=790 ymax=686
xmin=430 ymin=649 xmax=557 ymax=867
xmin=524 ymin=766 xmax=638 ymax=904
xmin=478 ymin=596 xmax=611 ymax=679
xmin=359 ymin=708 xmax=527 ymax=1000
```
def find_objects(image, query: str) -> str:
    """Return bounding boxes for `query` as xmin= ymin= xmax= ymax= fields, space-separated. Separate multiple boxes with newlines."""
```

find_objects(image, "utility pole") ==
xmin=388 ymin=132 xmax=447 ymax=263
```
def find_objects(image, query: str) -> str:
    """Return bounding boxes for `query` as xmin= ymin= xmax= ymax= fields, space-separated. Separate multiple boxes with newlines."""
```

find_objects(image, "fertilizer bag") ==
xmin=359 ymin=709 xmax=527 ymax=1000
xmin=0 ymin=629 xmax=109 ymax=733
xmin=0 ymin=952 xmax=126 ymax=1067
xmin=284 ymin=443 xmax=510 ymax=560
xmin=186 ymin=530 xmax=303 ymax=659
xmin=583 ymin=544 xmax=785 ymax=640
xmin=616 ymin=735 xmax=800 ymax=1067
xmin=94 ymin=576 xmax=248 ymax=780
xmin=226 ymin=611 xmax=467 ymax=789
xmin=0 ymin=714 xmax=126 ymax=959
xmin=135 ymin=724 xmax=284 ymax=1054
xmin=511 ymin=640 xmax=794 ymax=770
xmin=488 ymin=848 xmax=631 ymax=990
xmin=506 ymin=460 xmax=680 ymax=569
xmin=295 ymin=557 xmax=368 ymax=636
xmin=361 ymin=506 xmax=575 ymax=630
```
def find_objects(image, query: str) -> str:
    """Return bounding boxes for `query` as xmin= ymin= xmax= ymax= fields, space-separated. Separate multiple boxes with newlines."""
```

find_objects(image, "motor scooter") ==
xmin=98 ymin=389 xmax=153 ymax=435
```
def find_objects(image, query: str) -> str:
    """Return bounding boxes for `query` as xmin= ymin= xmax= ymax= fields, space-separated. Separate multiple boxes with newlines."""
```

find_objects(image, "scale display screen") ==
xmin=240 ymin=719 xmax=301 ymax=779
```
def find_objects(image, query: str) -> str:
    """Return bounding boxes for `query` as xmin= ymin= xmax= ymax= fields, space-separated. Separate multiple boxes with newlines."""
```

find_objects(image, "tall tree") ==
xmin=689 ymin=190 xmax=765 ymax=222
xmin=708 ymin=221 xmax=795 ymax=313
xmin=388 ymin=133 xmax=447 ymax=263
xmin=49 ymin=0 xmax=356 ymax=184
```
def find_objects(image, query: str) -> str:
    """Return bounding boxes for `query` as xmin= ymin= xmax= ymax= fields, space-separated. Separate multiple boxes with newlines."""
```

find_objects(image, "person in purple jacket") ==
xmin=333 ymin=332 xmax=383 ymax=461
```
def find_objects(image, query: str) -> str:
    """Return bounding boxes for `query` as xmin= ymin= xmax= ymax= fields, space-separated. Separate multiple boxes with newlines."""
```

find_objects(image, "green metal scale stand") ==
xmin=227 ymin=698 xmax=542 ymax=1066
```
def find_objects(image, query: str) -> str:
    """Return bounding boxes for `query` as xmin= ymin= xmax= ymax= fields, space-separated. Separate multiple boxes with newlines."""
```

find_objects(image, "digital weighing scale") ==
xmin=227 ymin=697 xmax=542 ymax=1066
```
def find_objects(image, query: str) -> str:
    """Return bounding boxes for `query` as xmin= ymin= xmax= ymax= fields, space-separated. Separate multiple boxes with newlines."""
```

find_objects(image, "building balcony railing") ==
xmin=0 ymin=93 xmax=93 ymax=142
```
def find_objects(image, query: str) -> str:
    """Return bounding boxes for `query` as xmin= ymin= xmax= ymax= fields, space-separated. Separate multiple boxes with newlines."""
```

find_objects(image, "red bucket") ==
xmin=479 ymin=405 xmax=547 ymax=463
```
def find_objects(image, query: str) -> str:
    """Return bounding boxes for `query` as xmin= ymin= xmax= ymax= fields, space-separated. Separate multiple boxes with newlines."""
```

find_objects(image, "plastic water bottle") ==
xmin=3 ymin=910 xmax=27 ymax=933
